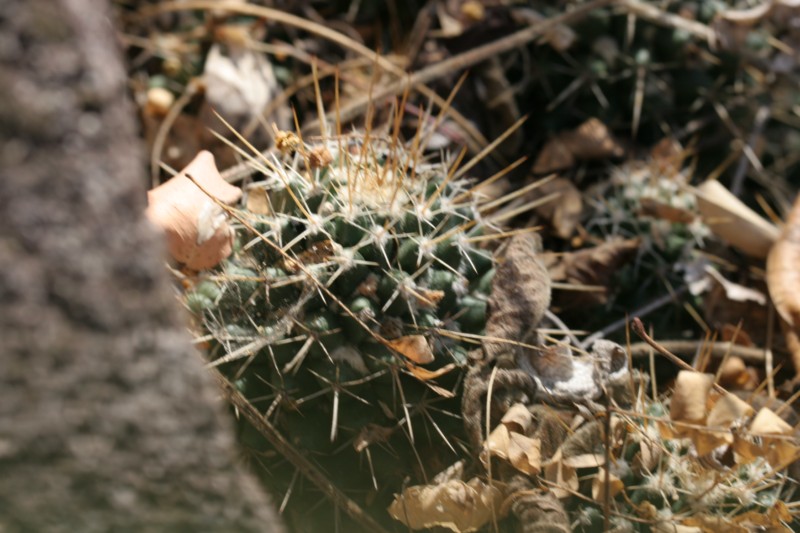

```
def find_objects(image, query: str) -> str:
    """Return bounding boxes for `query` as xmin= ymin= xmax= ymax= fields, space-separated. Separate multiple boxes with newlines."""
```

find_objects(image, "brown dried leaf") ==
xmin=563 ymin=118 xmax=625 ymax=160
xmin=542 ymin=238 xmax=640 ymax=308
xmin=532 ymin=139 xmax=575 ymax=174
xmin=353 ymin=424 xmax=394 ymax=452
xmin=649 ymin=137 xmax=685 ymax=177
xmin=388 ymin=335 xmax=434 ymax=364
xmin=706 ymin=392 xmax=754 ymax=429
xmin=705 ymin=267 xmax=766 ymax=305
xmin=734 ymin=407 xmax=800 ymax=468
xmin=683 ymin=514 xmax=748 ymax=533
xmin=717 ymin=357 xmax=758 ymax=391
xmin=244 ymin=185 xmax=271 ymax=215
xmin=591 ymin=467 xmax=624 ymax=502
xmin=499 ymin=402 xmax=535 ymax=434
xmin=481 ymin=424 xmax=542 ymax=476
xmin=653 ymin=524 xmax=702 ymax=533
xmin=690 ymin=426 xmax=731 ymax=457
xmin=146 ymin=151 xmax=242 ymax=270
xmin=532 ymin=119 xmax=623 ymax=174
xmin=405 ymin=361 xmax=457 ymax=382
xmin=529 ymin=177 xmax=583 ymax=239
xmin=695 ymin=180 xmax=779 ymax=259
xmin=632 ymin=435 xmax=661 ymax=476
xmin=387 ymin=477 xmax=503 ymax=532
xmin=542 ymin=449 xmax=578 ymax=499
xmin=639 ymin=198 xmax=695 ymax=224
xmin=728 ymin=501 xmax=793 ymax=530
xmin=670 ymin=371 xmax=713 ymax=424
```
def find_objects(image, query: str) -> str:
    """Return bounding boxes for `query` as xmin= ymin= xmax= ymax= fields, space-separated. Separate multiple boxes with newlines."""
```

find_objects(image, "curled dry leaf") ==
xmin=387 ymin=477 xmax=503 ymax=532
xmin=404 ymin=361 xmax=457 ymax=382
xmin=694 ymin=180 xmax=779 ymax=259
xmin=481 ymin=424 xmax=542 ymax=476
xmin=529 ymin=177 xmax=583 ymax=239
xmin=734 ymin=407 xmax=799 ymax=468
xmin=542 ymin=238 xmax=640 ymax=308
xmin=591 ymin=467 xmax=624 ymax=502
xmin=717 ymin=356 xmax=758 ymax=390
xmin=480 ymin=404 xmax=542 ymax=476
xmin=387 ymin=335 xmax=435 ymax=364
xmin=704 ymin=266 xmax=766 ymax=305
xmin=542 ymin=449 xmax=579 ymax=499
xmin=244 ymin=185 xmax=271 ymax=215
xmin=669 ymin=371 xmax=713 ymax=424
xmin=533 ymin=118 xmax=624 ymax=174
xmin=706 ymin=391 xmax=754 ymax=430
xmin=146 ymin=151 xmax=242 ymax=270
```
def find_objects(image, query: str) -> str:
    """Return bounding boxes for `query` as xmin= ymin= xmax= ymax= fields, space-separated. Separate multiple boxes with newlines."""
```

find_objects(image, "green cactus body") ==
xmin=186 ymin=129 xmax=499 ymax=512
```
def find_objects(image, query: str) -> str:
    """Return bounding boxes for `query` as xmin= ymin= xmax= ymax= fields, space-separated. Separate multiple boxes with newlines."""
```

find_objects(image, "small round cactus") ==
xmin=184 ymin=121 xmax=507 ymax=521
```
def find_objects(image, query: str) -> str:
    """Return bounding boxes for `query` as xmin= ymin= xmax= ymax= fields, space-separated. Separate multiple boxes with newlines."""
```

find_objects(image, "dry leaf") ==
xmin=353 ymin=424 xmax=394 ymax=452
xmin=716 ymin=356 xmax=757 ymax=390
xmin=704 ymin=266 xmax=766 ymax=305
xmin=532 ymin=138 xmax=575 ymax=174
xmin=564 ymin=118 xmax=625 ymax=160
xmin=631 ymin=436 xmax=661 ymax=476
xmin=670 ymin=371 xmax=713 ymax=424
xmin=649 ymin=137 xmax=685 ymax=177
xmin=690 ymin=426 xmax=731 ymax=457
xmin=562 ymin=453 xmax=604 ymax=469
xmin=146 ymin=151 xmax=242 ymax=270
xmin=481 ymin=424 xmax=542 ymax=475
xmin=734 ymin=407 xmax=799 ymax=468
xmin=732 ymin=500 xmax=793 ymax=529
xmin=750 ymin=406 xmax=793 ymax=435
xmin=244 ymin=185 xmax=271 ymax=215
xmin=639 ymin=197 xmax=696 ymax=224
xmin=511 ymin=8 xmax=576 ymax=51
xmin=405 ymin=361 xmax=457 ymax=381
xmin=694 ymin=180 xmax=780 ymax=259
xmin=532 ymin=119 xmax=623 ymax=174
xmin=387 ymin=335 xmax=434 ymax=364
xmin=529 ymin=177 xmax=583 ymax=239
xmin=683 ymin=514 xmax=748 ymax=533
xmin=702 ymin=275 xmax=771 ymax=349
xmin=543 ymin=238 xmax=640 ymax=308
xmin=480 ymin=404 xmax=543 ymax=475
xmin=500 ymin=403 xmax=535 ymax=434
xmin=387 ymin=477 xmax=503 ymax=532
xmin=542 ymin=449 xmax=579 ymax=499
xmin=706 ymin=392 xmax=754 ymax=429
xmin=591 ymin=467 xmax=624 ymax=502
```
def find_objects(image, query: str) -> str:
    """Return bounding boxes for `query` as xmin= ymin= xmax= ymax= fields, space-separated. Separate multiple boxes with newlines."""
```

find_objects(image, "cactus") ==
xmin=183 ymin=117 xmax=518 ymax=526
